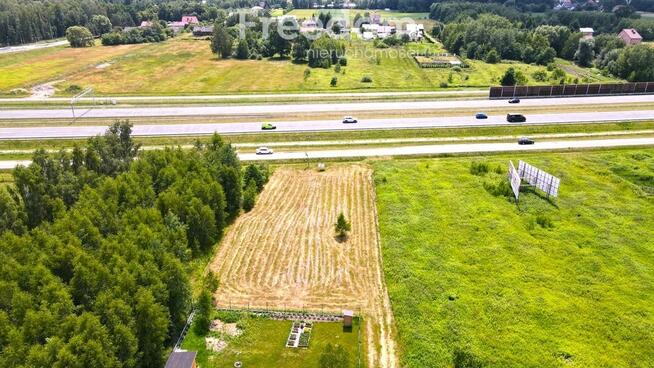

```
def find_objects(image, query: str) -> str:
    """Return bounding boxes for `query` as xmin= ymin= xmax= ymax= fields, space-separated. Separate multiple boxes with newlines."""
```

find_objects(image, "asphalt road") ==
xmin=241 ymin=137 xmax=654 ymax=160
xmin=2 ymin=95 xmax=654 ymax=120
xmin=0 ymin=40 xmax=68 ymax=54
xmin=0 ymin=90 xmax=487 ymax=103
xmin=2 ymin=137 xmax=653 ymax=169
xmin=1 ymin=110 xmax=653 ymax=140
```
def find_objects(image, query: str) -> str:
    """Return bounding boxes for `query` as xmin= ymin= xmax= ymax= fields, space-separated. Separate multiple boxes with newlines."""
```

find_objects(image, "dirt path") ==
xmin=209 ymin=165 xmax=398 ymax=368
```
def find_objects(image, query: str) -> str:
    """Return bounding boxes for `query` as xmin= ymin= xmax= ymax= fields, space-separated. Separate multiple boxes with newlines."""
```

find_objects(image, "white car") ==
xmin=342 ymin=116 xmax=358 ymax=124
xmin=255 ymin=147 xmax=273 ymax=155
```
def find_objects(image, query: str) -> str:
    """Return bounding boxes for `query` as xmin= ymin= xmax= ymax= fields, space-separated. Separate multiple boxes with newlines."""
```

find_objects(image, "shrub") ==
xmin=439 ymin=82 xmax=449 ymax=88
xmin=65 ymin=85 xmax=83 ymax=94
xmin=339 ymin=57 xmax=347 ymax=66
xmin=66 ymin=26 xmax=94 ymax=48
xmin=532 ymin=70 xmax=548 ymax=82
xmin=536 ymin=214 xmax=554 ymax=228
xmin=452 ymin=66 xmax=462 ymax=72
xmin=335 ymin=64 xmax=341 ymax=73
xmin=361 ymin=75 xmax=373 ymax=83
xmin=330 ymin=76 xmax=338 ymax=87
xmin=242 ymin=180 xmax=257 ymax=212
xmin=483 ymin=179 xmax=513 ymax=198
xmin=453 ymin=349 xmax=484 ymax=368
xmin=470 ymin=162 xmax=490 ymax=176
xmin=304 ymin=68 xmax=311 ymax=80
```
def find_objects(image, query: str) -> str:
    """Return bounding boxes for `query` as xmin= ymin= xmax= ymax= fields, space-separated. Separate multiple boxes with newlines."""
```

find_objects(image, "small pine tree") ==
xmin=335 ymin=212 xmax=351 ymax=239
xmin=330 ymin=76 xmax=338 ymax=87
xmin=500 ymin=67 xmax=517 ymax=86
xmin=194 ymin=290 xmax=213 ymax=335
xmin=242 ymin=180 xmax=257 ymax=212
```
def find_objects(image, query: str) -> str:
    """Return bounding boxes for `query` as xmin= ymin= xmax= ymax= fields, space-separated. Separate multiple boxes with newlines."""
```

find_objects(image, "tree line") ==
xmin=0 ymin=121 xmax=269 ymax=367
xmin=210 ymin=15 xmax=346 ymax=68
xmin=430 ymin=2 xmax=654 ymax=40
xmin=0 ymin=0 xmax=289 ymax=46
xmin=432 ymin=2 xmax=654 ymax=82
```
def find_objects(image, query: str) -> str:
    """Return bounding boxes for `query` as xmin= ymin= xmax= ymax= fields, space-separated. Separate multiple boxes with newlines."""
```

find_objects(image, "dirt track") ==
xmin=209 ymin=165 xmax=398 ymax=368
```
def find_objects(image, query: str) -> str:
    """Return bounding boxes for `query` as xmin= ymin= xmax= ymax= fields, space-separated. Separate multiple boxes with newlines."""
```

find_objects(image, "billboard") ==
xmin=518 ymin=161 xmax=560 ymax=197
xmin=489 ymin=82 xmax=654 ymax=99
xmin=508 ymin=161 xmax=521 ymax=200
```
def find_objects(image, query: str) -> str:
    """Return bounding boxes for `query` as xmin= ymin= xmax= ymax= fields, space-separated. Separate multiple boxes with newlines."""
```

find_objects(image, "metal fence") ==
xmin=489 ymin=82 xmax=654 ymax=99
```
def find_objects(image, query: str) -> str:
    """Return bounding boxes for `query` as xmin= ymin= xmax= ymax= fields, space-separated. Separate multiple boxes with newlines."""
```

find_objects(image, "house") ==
xmin=140 ymin=21 xmax=153 ymax=28
xmin=181 ymin=15 xmax=199 ymax=25
xmin=404 ymin=23 xmax=424 ymax=40
xmin=377 ymin=25 xmax=395 ymax=38
xmin=619 ymin=28 xmax=643 ymax=45
xmin=168 ymin=21 xmax=186 ymax=33
xmin=579 ymin=27 xmax=594 ymax=39
xmin=192 ymin=26 xmax=214 ymax=37
xmin=164 ymin=351 xmax=197 ymax=368
xmin=343 ymin=310 xmax=354 ymax=328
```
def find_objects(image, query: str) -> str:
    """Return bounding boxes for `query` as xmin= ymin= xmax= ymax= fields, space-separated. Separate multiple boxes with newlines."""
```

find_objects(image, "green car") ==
xmin=261 ymin=123 xmax=277 ymax=130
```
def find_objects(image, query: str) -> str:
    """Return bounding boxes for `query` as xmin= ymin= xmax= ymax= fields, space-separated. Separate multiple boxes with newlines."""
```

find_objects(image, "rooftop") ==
xmin=164 ymin=351 xmax=197 ymax=368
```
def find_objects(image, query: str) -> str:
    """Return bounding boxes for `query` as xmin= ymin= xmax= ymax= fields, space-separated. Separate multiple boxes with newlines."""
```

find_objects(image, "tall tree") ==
xmin=66 ymin=26 xmax=94 ymax=48
xmin=211 ymin=23 xmax=233 ymax=58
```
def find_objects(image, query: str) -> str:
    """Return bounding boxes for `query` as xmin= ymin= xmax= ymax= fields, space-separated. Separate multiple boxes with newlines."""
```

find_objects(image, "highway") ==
xmin=242 ymin=137 xmax=654 ymax=160
xmin=3 ymin=137 xmax=653 ymax=169
xmin=2 ymin=95 xmax=654 ymax=119
xmin=1 ymin=110 xmax=653 ymax=139
xmin=0 ymin=90 xmax=487 ymax=103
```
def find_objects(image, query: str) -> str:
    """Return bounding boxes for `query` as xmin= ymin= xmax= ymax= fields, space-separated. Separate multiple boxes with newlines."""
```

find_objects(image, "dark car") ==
xmin=475 ymin=113 xmax=488 ymax=119
xmin=508 ymin=98 xmax=521 ymax=104
xmin=518 ymin=137 xmax=535 ymax=145
xmin=507 ymin=113 xmax=526 ymax=123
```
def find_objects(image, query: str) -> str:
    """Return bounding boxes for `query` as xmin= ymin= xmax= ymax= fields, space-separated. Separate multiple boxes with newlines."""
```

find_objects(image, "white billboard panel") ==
xmin=508 ymin=161 xmax=521 ymax=200
xmin=518 ymin=160 xmax=560 ymax=197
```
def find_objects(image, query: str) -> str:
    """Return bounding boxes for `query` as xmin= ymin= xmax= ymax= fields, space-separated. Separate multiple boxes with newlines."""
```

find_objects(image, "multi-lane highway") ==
xmin=1 ymin=110 xmax=653 ymax=139
xmin=240 ymin=137 xmax=654 ymax=161
xmin=2 ymin=137 xmax=653 ymax=169
xmin=2 ymin=95 xmax=654 ymax=119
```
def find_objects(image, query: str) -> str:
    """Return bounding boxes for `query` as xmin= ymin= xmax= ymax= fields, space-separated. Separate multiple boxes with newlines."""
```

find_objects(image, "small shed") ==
xmin=193 ymin=26 xmax=214 ymax=37
xmin=619 ymin=28 xmax=642 ymax=45
xmin=164 ymin=351 xmax=197 ymax=368
xmin=343 ymin=310 xmax=354 ymax=328
xmin=579 ymin=27 xmax=594 ymax=39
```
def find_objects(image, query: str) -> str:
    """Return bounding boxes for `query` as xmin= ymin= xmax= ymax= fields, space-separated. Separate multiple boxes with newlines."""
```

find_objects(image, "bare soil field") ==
xmin=209 ymin=165 xmax=397 ymax=368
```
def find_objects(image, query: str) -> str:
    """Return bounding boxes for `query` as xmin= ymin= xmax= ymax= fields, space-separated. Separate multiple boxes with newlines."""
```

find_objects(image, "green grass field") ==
xmin=181 ymin=311 xmax=362 ymax=368
xmin=374 ymin=150 xmax=654 ymax=367
xmin=0 ymin=31 xmax=614 ymax=95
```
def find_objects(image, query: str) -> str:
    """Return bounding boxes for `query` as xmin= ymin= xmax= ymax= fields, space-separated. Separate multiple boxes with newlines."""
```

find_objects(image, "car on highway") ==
xmin=518 ymin=137 xmax=535 ymax=145
xmin=507 ymin=113 xmax=526 ymax=123
xmin=508 ymin=98 xmax=521 ymax=104
xmin=342 ymin=116 xmax=358 ymax=124
xmin=475 ymin=113 xmax=488 ymax=119
xmin=261 ymin=123 xmax=276 ymax=130
xmin=255 ymin=147 xmax=273 ymax=155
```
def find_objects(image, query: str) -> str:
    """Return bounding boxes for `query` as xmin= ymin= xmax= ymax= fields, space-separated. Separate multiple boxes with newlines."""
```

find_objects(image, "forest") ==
xmin=0 ymin=121 xmax=268 ymax=368
xmin=0 ymin=0 xmax=287 ymax=46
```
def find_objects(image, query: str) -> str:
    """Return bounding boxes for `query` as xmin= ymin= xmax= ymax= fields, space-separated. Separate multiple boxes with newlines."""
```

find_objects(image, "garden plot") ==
xmin=209 ymin=165 xmax=397 ymax=368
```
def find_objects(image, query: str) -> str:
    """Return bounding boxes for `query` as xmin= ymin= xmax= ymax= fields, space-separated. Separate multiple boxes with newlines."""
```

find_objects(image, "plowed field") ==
xmin=209 ymin=165 xmax=397 ymax=368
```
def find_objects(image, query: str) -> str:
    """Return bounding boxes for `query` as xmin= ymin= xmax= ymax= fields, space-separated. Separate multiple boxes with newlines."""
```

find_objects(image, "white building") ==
xmin=580 ymin=27 xmax=594 ymax=39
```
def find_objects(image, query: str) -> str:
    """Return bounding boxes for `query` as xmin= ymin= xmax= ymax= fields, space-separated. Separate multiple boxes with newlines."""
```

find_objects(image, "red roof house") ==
xmin=619 ymin=28 xmax=643 ymax=45
xmin=181 ymin=16 xmax=199 ymax=25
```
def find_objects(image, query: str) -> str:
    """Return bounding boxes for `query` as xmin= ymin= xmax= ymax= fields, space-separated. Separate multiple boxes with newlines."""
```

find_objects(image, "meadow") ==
xmin=181 ymin=311 xmax=362 ymax=367
xmin=373 ymin=149 xmax=654 ymax=367
xmin=0 ymin=31 xmax=613 ymax=96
